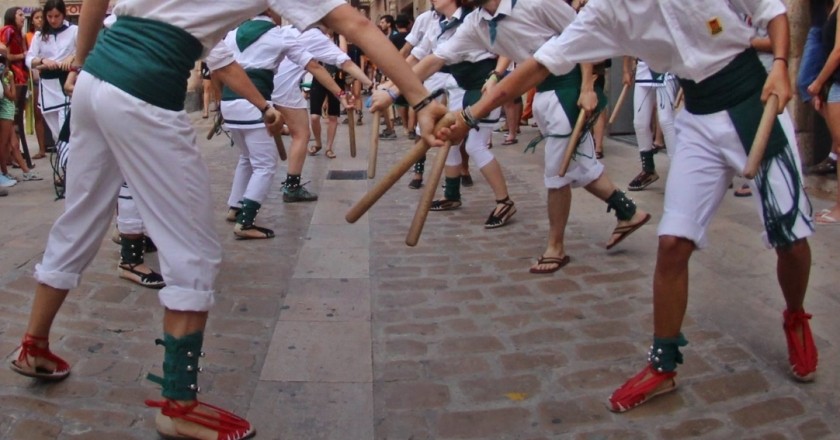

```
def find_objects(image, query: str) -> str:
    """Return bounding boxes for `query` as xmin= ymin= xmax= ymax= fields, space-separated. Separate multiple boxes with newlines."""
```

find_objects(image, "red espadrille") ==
xmin=145 ymin=399 xmax=255 ymax=440
xmin=9 ymin=333 xmax=71 ymax=381
xmin=783 ymin=309 xmax=817 ymax=382
xmin=608 ymin=364 xmax=677 ymax=412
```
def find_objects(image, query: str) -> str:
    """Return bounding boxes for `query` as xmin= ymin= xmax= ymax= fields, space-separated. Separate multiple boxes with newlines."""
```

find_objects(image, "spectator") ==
xmin=807 ymin=1 xmax=840 ymax=224
xmin=0 ymin=7 xmax=31 ymax=168
xmin=25 ymin=8 xmax=48 ymax=159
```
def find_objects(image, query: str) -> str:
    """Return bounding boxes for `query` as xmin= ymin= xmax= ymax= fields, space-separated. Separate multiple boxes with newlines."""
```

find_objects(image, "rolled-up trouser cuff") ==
xmin=34 ymin=264 xmax=81 ymax=290
xmin=158 ymin=286 xmax=215 ymax=312
xmin=657 ymin=212 xmax=707 ymax=249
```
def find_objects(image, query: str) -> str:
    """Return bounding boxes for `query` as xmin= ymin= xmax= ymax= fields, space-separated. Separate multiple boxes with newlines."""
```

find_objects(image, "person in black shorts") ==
xmin=309 ymin=33 xmax=346 ymax=158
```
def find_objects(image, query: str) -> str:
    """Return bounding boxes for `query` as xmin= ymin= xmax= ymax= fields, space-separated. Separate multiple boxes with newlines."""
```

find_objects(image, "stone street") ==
xmin=0 ymin=109 xmax=838 ymax=440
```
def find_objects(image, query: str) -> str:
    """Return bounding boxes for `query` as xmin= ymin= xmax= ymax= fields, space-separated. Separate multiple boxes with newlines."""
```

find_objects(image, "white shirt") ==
xmin=405 ymin=9 xmax=437 ymax=48
xmin=533 ymin=0 xmax=786 ymax=82
xmin=107 ymin=0 xmax=345 ymax=65
xmin=272 ymin=27 xmax=350 ymax=103
xmin=26 ymin=21 xmax=77 ymax=69
xmin=415 ymin=8 xmax=495 ymax=64
xmin=218 ymin=19 xmax=314 ymax=126
xmin=433 ymin=0 xmax=576 ymax=65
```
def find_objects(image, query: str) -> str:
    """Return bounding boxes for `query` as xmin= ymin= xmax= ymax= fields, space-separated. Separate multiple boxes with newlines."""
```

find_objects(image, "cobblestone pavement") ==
xmin=0 ymin=110 xmax=838 ymax=440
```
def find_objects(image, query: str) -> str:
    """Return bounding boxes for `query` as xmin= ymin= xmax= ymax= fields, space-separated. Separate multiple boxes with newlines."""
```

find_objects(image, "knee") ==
xmin=657 ymin=235 xmax=695 ymax=264
xmin=775 ymin=238 xmax=810 ymax=258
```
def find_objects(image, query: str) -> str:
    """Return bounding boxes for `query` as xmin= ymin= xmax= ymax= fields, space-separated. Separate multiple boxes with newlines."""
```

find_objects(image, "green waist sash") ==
xmin=84 ymin=16 xmax=202 ymax=112
xmin=680 ymin=49 xmax=812 ymax=247
xmin=536 ymin=65 xmax=606 ymax=125
xmin=221 ymin=68 xmax=273 ymax=101
xmin=449 ymin=58 xmax=496 ymax=110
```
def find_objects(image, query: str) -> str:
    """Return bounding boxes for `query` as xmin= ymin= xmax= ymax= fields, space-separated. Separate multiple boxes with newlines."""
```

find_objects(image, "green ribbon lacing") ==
xmin=523 ymin=108 xmax=603 ymax=161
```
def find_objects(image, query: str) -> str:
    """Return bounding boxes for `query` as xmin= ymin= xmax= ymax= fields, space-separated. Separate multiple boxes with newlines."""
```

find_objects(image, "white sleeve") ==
xmin=410 ymin=31 xmax=435 ymax=60
xmin=432 ymin=21 xmax=487 ymax=65
xmin=729 ymin=0 xmax=786 ymax=29
xmin=274 ymin=30 xmax=314 ymax=69
xmin=25 ymin=32 xmax=42 ymax=68
xmin=267 ymin=0 xmax=346 ymax=31
xmin=533 ymin=3 xmax=621 ymax=76
xmin=404 ymin=12 xmax=429 ymax=47
xmin=205 ymin=40 xmax=235 ymax=71
xmin=305 ymin=31 xmax=350 ymax=67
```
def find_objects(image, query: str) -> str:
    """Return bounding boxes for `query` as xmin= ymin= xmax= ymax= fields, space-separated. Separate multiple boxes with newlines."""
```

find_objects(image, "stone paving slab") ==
xmin=0 ymin=109 xmax=837 ymax=440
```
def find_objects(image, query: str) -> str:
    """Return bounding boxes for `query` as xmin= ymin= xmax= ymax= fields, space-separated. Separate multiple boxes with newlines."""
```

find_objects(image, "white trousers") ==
xmin=35 ymin=73 xmax=220 ymax=311
xmin=660 ymin=108 xmax=814 ymax=249
xmin=633 ymin=81 xmax=677 ymax=157
xmin=533 ymin=90 xmax=604 ymax=189
xmin=227 ymin=127 xmax=278 ymax=207
xmin=117 ymin=183 xmax=144 ymax=235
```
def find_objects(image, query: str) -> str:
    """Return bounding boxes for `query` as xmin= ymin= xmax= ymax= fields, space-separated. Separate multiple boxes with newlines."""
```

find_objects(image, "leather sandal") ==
xmin=10 ymin=334 xmax=71 ymax=381
xmin=484 ymin=197 xmax=517 ymax=229
xmin=783 ymin=309 xmax=817 ymax=382
xmin=430 ymin=199 xmax=462 ymax=211
xmin=609 ymin=364 xmax=677 ymax=412
xmin=234 ymin=224 xmax=275 ymax=240
xmin=606 ymin=213 xmax=651 ymax=250
xmin=119 ymin=263 xmax=166 ymax=289
xmin=146 ymin=399 xmax=255 ymax=440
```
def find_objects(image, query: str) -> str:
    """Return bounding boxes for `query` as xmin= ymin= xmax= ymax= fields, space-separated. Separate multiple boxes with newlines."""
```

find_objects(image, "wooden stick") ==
xmin=559 ymin=110 xmax=588 ymax=177
xmin=273 ymin=132 xmax=287 ymax=161
xmin=674 ymin=88 xmax=684 ymax=109
xmin=207 ymin=113 xmax=223 ymax=140
xmin=368 ymin=110 xmax=381 ymax=178
xmin=608 ymin=83 xmax=630 ymax=125
xmin=406 ymin=141 xmax=451 ymax=247
xmin=743 ymin=94 xmax=779 ymax=179
xmin=346 ymin=113 xmax=456 ymax=223
xmin=347 ymin=108 xmax=357 ymax=158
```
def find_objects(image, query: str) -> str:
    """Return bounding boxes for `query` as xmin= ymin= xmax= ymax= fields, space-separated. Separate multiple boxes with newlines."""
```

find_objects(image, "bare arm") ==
xmin=340 ymin=59 xmax=373 ymax=88
xmin=305 ymin=60 xmax=349 ymax=107
xmin=63 ymin=0 xmax=109 ymax=95
xmin=213 ymin=61 xmax=283 ymax=132
xmin=763 ymin=13 xmax=791 ymax=111
xmin=578 ymin=63 xmax=597 ymax=113
xmin=399 ymin=42 xmax=414 ymax=58
xmin=622 ymin=56 xmax=634 ymax=86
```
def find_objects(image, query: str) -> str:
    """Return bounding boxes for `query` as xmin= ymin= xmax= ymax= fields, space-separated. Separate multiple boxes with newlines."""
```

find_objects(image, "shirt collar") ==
xmin=479 ymin=0 xmax=514 ymax=22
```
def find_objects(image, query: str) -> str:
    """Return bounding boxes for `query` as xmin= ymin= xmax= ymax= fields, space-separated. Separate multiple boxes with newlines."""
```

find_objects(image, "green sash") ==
xmin=679 ymin=49 xmax=812 ymax=247
xmin=236 ymin=19 xmax=275 ymax=52
xmin=536 ymin=65 xmax=606 ymax=125
xmin=449 ymin=58 xmax=498 ymax=121
xmin=221 ymin=68 xmax=274 ymax=101
xmin=84 ymin=16 xmax=202 ymax=111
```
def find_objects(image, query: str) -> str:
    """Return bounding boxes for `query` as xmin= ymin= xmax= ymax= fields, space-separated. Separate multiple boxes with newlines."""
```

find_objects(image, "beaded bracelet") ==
xmin=412 ymin=88 xmax=446 ymax=112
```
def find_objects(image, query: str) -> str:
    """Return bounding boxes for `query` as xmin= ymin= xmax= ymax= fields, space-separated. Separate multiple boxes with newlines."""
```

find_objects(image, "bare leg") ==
xmin=479 ymin=159 xmax=509 ymax=201
xmin=776 ymin=239 xmax=811 ymax=312
xmin=280 ymin=107 xmax=310 ymax=175
xmin=325 ymin=115 xmax=338 ymax=152
xmin=504 ymin=100 xmax=522 ymax=142
xmin=309 ymin=114 xmax=322 ymax=150
xmin=653 ymin=236 xmax=695 ymax=338
xmin=530 ymin=186 xmax=571 ymax=271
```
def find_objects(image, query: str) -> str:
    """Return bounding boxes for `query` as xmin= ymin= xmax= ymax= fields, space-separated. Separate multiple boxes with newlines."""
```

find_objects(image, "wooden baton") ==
xmin=368 ymin=110 xmax=381 ymax=178
xmin=558 ymin=110 xmax=588 ymax=177
xmin=608 ymin=83 xmax=629 ymax=125
xmin=273 ymin=132 xmax=287 ymax=161
xmin=743 ymin=94 xmax=780 ymax=180
xmin=348 ymin=108 xmax=357 ymax=158
xmin=346 ymin=113 xmax=456 ymax=223
xmin=406 ymin=140 xmax=451 ymax=247
xmin=674 ymin=88 xmax=685 ymax=109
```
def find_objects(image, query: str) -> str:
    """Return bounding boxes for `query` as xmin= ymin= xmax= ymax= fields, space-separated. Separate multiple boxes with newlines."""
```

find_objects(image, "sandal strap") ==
xmin=18 ymin=334 xmax=70 ymax=373
xmin=783 ymin=309 xmax=817 ymax=377
xmin=610 ymin=364 xmax=675 ymax=411
xmin=145 ymin=399 xmax=252 ymax=435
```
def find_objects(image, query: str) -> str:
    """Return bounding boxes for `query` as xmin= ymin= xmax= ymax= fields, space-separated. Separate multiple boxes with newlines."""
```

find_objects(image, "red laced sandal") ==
xmin=608 ymin=364 xmax=677 ymax=412
xmin=9 ymin=333 xmax=71 ymax=380
xmin=145 ymin=399 xmax=255 ymax=440
xmin=783 ymin=309 xmax=817 ymax=382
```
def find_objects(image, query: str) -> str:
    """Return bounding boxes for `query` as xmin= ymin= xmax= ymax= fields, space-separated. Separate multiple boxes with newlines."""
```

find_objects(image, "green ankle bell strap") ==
xmin=146 ymin=332 xmax=204 ymax=401
xmin=648 ymin=333 xmax=688 ymax=373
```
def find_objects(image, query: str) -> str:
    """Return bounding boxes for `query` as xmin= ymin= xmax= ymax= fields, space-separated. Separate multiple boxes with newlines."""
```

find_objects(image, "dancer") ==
xmin=374 ymin=0 xmax=517 ymax=228
xmin=220 ymin=13 xmax=348 ymax=239
xmin=9 ymin=1 xmax=445 ymax=439
xmin=272 ymin=25 xmax=370 ymax=203
xmin=622 ymin=57 xmax=678 ymax=191
xmin=406 ymin=0 xmax=650 ymax=273
xmin=443 ymin=0 xmax=816 ymax=412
